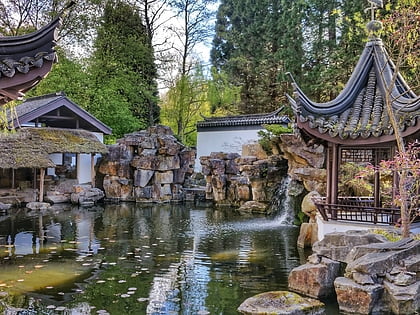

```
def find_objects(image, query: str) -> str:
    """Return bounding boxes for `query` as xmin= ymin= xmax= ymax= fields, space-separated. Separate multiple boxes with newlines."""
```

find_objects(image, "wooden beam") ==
xmin=39 ymin=115 xmax=76 ymax=120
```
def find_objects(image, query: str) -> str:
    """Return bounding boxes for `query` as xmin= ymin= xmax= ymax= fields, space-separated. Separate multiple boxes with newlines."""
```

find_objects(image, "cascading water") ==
xmin=269 ymin=176 xmax=297 ymax=224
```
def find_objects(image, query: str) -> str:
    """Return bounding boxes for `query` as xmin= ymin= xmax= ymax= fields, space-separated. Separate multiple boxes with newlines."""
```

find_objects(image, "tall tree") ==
xmin=160 ymin=67 xmax=208 ymax=145
xmin=169 ymin=0 xmax=217 ymax=76
xmin=0 ymin=0 xmax=100 ymax=56
xmin=88 ymin=0 xmax=160 ymax=135
xmin=211 ymin=0 xmax=306 ymax=114
xmin=159 ymin=0 xmax=217 ymax=143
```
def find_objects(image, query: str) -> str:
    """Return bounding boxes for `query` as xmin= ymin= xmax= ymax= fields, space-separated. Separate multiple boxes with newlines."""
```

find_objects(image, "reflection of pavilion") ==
xmin=0 ymin=207 xmax=100 ymax=256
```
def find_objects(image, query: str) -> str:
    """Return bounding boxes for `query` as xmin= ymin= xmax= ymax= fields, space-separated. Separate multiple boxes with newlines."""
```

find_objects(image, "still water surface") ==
xmin=0 ymin=203 xmax=312 ymax=314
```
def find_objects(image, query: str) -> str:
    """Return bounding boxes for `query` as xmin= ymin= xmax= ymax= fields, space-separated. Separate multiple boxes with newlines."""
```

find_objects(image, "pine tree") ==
xmin=211 ymin=0 xmax=305 ymax=114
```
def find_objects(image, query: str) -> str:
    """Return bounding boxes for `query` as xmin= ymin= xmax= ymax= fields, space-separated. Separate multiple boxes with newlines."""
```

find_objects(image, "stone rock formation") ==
xmin=237 ymin=291 xmax=325 ymax=315
xmin=98 ymin=125 xmax=195 ymax=203
xmin=199 ymin=143 xmax=289 ymax=213
xmin=288 ymin=230 xmax=420 ymax=314
xmin=274 ymin=133 xmax=326 ymax=194
xmin=288 ymin=254 xmax=341 ymax=299
xmin=70 ymin=184 xmax=105 ymax=206
xmin=297 ymin=190 xmax=322 ymax=248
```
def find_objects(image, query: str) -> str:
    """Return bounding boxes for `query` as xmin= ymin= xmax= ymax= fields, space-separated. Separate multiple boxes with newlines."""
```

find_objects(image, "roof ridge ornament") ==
xmin=365 ymin=0 xmax=384 ymax=39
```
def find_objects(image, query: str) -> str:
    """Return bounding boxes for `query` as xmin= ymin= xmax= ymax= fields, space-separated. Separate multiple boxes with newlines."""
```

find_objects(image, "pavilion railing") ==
xmin=314 ymin=196 xmax=419 ymax=225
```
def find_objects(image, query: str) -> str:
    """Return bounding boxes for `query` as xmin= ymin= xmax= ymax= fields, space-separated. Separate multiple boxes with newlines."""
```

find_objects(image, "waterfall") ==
xmin=269 ymin=176 xmax=296 ymax=224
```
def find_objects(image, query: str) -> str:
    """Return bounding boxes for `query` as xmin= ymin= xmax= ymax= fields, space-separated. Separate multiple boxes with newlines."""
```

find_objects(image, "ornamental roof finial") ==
xmin=365 ymin=0 xmax=384 ymax=38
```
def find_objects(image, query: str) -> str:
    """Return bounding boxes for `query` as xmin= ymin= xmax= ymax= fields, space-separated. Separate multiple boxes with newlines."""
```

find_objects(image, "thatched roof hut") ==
xmin=0 ymin=127 xmax=108 ymax=169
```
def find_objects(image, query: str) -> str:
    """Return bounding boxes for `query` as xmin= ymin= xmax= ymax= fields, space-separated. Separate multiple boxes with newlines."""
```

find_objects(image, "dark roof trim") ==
xmin=11 ymin=92 xmax=112 ymax=135
xmin=297 ymin=119 xmax=420 ymax=145
xmin=197 ymin=107 xmax=290 ymax=129
xmin=0 ymin=17 xmax=60 ymax=104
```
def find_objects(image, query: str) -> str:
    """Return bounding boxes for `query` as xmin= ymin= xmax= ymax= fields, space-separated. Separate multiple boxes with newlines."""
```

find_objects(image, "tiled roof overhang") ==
xmin=287 ymin=38 xmax=420 ymax=145
xmin=197 ymin=107 xmax=291 ymax=131
xmin=0 ymin=17 xmax=60 ymax=105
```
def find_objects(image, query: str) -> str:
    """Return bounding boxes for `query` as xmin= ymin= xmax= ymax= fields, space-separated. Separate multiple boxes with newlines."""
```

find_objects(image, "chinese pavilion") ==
xmin=287 ymin=6 xmax=420 ymax=225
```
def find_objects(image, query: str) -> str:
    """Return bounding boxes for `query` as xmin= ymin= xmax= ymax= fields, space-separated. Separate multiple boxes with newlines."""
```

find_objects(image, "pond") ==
xmin=0 ymin=203 xmax=320 ymax=314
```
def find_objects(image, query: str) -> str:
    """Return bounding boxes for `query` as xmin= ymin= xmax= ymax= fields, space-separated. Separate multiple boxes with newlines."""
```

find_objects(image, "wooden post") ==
xmin=91 ymin=153 xmax=96 ymax=187
xmin=11 ymin=168 xmax=15 ymax=189
xmin=374 ymin=149 xmax=381 ymax=208
xmin=39 ymin=168 xmax=45 ymax=202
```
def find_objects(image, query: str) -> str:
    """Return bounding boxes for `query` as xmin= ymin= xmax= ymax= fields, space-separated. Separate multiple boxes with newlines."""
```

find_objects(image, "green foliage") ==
xmin=211 ymin=0 xmax=306 ymax=114
xmin=258 ymin=124 xmax=293 ymax=154
xmin=160 ymin=69 xmax=208 ymax=146
xmin=207 ymin=68 xmax=240 ymax=114
xmin=371 ymin=229 xmax=402 ymax=242
xmin=88 ymin=0 xmax=160 ymax=137
xmin=338 ymin=162 xmax=375 ymax=197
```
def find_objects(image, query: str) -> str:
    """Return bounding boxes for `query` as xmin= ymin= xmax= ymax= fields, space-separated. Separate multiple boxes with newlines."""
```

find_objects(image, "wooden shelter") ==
xmin=0 ymin=17 xmax=60 ymax=105
xmin=0 ymin=127 xmax=108 ymax=201
xmin=287 ymin=13 xmax=420 ymax=225
xmin=0 ymin=93 xmax=111 ymax=203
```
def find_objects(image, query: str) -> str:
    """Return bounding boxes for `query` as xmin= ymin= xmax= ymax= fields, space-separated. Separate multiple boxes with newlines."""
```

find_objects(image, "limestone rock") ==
xmin=312 ymin=230 xmax=388 ymax=263
xmin=155 ymin=171 xmax=174 ymax=184
xmin=297 ymin=223 xmax=318 ymax=248
xmin=134 ymin=170 xmax=154 ymax=187
xmin=71 ymin=185 xmax=105 ymax=206
xmin=334 ymin=277 xmax=387 ymax=314
xmin=26 ymin=202 xmax=51 ymax=210
xmin=346 ymin=237 xmax=418 ymax=263
xmin=237 ymin=291 xmax=325 ymax=315
xmin=345 ymin=239 xmax=420 ymax=278
xmin=0 ymin=202 xmax=12 ymax=211
xmin=384 ymin=280 xmax=420 ymax=314
xmin=44 ymin=193 xmax=70 ymax=204
xmin=238 ymin=201 xmax=268 ymax=214
xmin=242 ymin=143 xmax=268 ymax=160
xmin=301 ymin=191 xmax=321 ymax=223
xmin=288 ymin=257 xmax=340 ymax=299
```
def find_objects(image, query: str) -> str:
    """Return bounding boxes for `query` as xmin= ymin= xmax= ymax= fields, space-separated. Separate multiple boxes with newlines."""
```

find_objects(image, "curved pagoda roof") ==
xmin=0 ymin=17 xmax=60 ymax=105
xmin=197 ymin=107 xmax=290 ymax=131
xmin=287 ymin=37 xmax=420 ymax=145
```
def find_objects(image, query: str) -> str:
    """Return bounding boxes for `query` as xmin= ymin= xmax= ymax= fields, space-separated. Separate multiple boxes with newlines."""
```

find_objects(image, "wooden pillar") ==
xmin=374 ymin=149 xmax=381 ymax=208
xmin=91 ymin=153 xmax=96 ymax=187
xmin=11 ymin=168 xmax=15 ymax=189
xmin=39 ymin=168 xmax=45 ymax=202
xmin=330 ymin=144 xmax=340 ymax=220
xmin=326 ymin=143 xmax=334 ymax=204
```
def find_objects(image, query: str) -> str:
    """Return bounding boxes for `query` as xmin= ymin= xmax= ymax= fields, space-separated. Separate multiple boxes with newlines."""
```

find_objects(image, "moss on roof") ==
xmin=0 ymin=127 xmax=108 ymax=169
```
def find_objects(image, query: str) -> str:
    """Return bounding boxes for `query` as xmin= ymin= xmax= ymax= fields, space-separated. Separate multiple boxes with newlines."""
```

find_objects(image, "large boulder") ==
xmin=345 ymin=239 xmax=420 ymax=279
xmin=384 ymin=279 xmax=420 ymax=314
xmin=334 ymin=277 xmax=388 ymax=314
xmin=237 ymin=291 xmax=325 ymax=315
xmin=71 ymin=185 xmax=105 ymax=206
xmin=312 ymin=230 xmax=388 ymax=263
xmin=288 ymin=254 xmax=340 ymax=299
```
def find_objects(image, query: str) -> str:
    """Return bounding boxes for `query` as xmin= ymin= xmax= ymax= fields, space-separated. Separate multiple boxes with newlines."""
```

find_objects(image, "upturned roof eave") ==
xmin=296 ymin=120 xmax=419 ymax=146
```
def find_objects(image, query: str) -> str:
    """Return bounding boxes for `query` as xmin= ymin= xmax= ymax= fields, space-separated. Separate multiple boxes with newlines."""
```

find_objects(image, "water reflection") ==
xmin=0 ymin=203 xmax=306 ymax=314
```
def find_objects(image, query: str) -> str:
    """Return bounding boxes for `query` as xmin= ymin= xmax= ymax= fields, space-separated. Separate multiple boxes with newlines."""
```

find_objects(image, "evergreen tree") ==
xmin=88 ymin=0 xmax=160 ymax=133
xmin=211 ymin=0 xmax=305 ymax=114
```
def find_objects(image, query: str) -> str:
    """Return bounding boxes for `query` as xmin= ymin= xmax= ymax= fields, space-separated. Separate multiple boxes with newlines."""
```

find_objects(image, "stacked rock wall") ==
xmin=98 ymin=126 xmax=195 ymax=203
xmin=199 ymin=143 xmax=289 ymax=212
